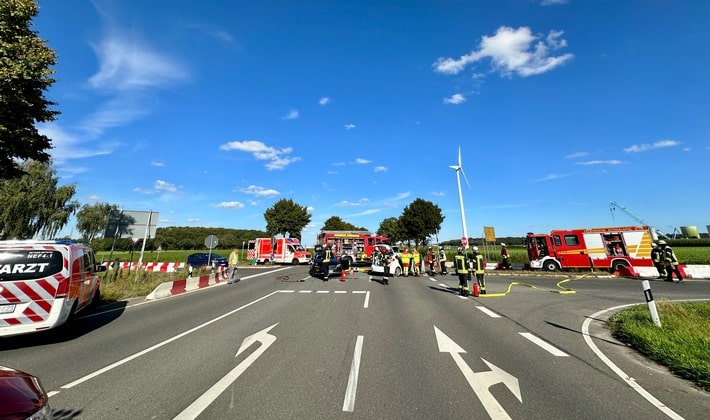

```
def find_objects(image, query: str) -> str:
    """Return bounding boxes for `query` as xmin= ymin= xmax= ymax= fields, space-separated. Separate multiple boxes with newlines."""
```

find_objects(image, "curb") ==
xmin=146 ymin=268 xmax=229 ymax=300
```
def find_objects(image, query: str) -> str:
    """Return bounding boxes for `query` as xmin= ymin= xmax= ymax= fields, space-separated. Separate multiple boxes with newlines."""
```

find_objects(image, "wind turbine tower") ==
xmin=449 ymin=146 xmax=471 ymax=249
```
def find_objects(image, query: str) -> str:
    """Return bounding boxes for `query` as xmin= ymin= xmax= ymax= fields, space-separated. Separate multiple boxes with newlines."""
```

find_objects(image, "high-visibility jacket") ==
xmin=229 ymin=251 xmax=239 ymax=266
xmin=412 ymin=250 xmax=421 ymax=263
xmin=663 ymin=246 xmax=679 ymax=266
xmin=400 ymin=251 xmax=411 ymax=264
xmin=651 ymin=247 xmax=663 ymax=263
xmin=439 ymin=249 xmax=447 ymax=262
xmin=473 ymin=254 xmax=485 ymax=274
xmin=454 ymin=254 xmax=468 ymax=274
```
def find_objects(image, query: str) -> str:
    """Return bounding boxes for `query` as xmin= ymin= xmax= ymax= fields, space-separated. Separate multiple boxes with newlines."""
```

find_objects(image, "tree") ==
xmin=377 ymin=217 xmax=404 ymax=244
xmin=399 ymin=198 xmax=445 ymax=245
xmin=263 ymin=199 xmax=311 ymax=239
xmin=322 ymin=216 xmax=366 ymax=231
xmin=0 ymin=0 xmax=59 ymax=180
xmin=76 ymin=202 xmax=118 ymax=242
xmin=0 ymin=160 xmax=78 ymax=239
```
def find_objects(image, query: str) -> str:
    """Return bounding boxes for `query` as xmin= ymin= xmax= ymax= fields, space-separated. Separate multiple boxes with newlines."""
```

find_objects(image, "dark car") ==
xmin=186 ymin=252 xmax=228 ymax=268
xmin=0 ymin=366 xmax=51 ymax=419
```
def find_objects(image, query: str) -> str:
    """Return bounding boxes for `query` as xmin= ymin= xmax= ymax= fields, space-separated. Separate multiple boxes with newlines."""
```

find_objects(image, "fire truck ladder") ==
xmin=609 ymin=201 xmax=674 ymax=239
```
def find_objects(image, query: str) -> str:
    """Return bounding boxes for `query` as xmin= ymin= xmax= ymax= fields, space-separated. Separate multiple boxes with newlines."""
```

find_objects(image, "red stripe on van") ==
xmin=22 ymin=307 xmax=44 ymax=322
xmin=37 ymin=279 xmax=58 ymax=297
xmin=171 ymin=279 xmax=187 ymax=295
xmin=0 ymin=287 xmax=21 ymax=304
xmin=16 ymin=282 xmax=52 ymax=313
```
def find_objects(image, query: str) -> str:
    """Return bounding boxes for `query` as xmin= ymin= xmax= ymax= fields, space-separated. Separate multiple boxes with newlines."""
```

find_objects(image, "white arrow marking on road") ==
xmin=175 ymin=323 xmax=279 ymax=420
xmin=434 ymin=326 xmax=522 ymax=420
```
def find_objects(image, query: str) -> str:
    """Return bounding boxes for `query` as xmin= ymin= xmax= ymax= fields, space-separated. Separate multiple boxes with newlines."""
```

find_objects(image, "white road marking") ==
xmin=475 ymin=305 xmax=501 ymax=318
xmin=59 ymin=291 xmax=281 ymax=391
xmin=334 ymin=291 xmax=347 ymax=294
xmin=298 ymin=290 xmax=312 ymax=293
xmin=518 ymin=332 xmax=569 ymax=357
xmin=316 ymin=290 xmax=329 ymax=294
xmin=342 ymin=335 xmax=364 ymax=412
xmin=582 ymin=304 xmax=685 ymax=420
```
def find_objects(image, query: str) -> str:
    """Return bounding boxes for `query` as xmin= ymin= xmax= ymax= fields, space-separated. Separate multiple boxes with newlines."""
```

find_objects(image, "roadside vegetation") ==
xmin=608 ymin=300 xmax=710 ymax=392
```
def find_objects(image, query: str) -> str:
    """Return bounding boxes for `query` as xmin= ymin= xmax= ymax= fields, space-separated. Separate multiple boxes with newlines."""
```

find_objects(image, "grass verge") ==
xmin=98 ymin=266 xmax=215 ymax=302
xmin=607 ymin=300 xmax=710 ymax=391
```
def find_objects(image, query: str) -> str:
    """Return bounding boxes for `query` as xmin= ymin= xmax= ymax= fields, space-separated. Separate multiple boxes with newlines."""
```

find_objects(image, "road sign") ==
xmin=461 ymin=237 xmax=468 ymax=248
xmin=205 ymin=235 xmax=219 ymax=248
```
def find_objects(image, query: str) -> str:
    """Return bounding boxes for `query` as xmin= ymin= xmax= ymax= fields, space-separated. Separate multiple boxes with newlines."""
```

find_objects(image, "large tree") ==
xmin=75 ymin=202 xmax=119 ymax=242
xmin=377 ymin=217 xmax=404 ymax=244
xmin=0 ymin=160 xmax=78 ymax=239
xmin=399 ymin=198 xmax=445 ymax=245
xmin=0 ymin=0 xmax=59 ymax=180
xmin=322 ymin=216 xmax=366 ymax=231
xmin=263 ymin=198 xmax=311 ymax=239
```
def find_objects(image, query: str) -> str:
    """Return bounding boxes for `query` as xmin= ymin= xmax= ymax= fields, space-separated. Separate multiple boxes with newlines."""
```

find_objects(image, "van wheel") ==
xmin=292 ymin=258 xmax=299 ymax=265
xmin=394 ymin=267 xmax=402 ymax=277
xmin=543 ymin=260 xmax=560 ymax=272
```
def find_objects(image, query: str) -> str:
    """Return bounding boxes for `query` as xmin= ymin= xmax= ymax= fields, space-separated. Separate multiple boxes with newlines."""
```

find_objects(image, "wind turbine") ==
xmin=449 ymin=146 xmax=471 ymax=249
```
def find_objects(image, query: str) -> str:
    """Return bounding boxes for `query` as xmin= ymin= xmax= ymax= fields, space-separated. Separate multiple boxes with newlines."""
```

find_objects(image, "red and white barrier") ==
xmin=146 ymin=268 xmax=228 ymax=300
xmin=102 ymin=261 xmax=186 ymax=272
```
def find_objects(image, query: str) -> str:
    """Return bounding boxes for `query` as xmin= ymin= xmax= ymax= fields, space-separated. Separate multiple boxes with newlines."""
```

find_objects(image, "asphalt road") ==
xmin=1 ymin=266 xmax=709 ymax=419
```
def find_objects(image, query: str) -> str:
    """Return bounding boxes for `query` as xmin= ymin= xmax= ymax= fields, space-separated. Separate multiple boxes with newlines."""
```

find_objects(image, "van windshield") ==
xmin=0 ymin=250 xmax=64 ymax=281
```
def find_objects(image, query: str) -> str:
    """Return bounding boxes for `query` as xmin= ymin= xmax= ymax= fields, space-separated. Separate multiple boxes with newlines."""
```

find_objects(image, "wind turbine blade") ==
xmin=461 ymin=166 xmax=472 ymax=189
xmin=458 ymin=147 xmax=462 ymax=167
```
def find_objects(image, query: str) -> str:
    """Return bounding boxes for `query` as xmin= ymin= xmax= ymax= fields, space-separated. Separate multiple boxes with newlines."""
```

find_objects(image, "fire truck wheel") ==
xmin=543 ymin=260 xmax=560 ymax=272
xmin=611 ymin=260 xmax=629 ymax=273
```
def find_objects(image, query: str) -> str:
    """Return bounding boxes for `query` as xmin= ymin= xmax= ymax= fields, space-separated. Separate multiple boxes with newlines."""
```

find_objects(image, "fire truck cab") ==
xmin=525 ymin=225 xmax=655 ymax=273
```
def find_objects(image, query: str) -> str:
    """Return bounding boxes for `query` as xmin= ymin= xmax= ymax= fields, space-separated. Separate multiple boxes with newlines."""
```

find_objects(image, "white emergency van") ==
xmin=0 ymin=240 xmax=103 ymax=337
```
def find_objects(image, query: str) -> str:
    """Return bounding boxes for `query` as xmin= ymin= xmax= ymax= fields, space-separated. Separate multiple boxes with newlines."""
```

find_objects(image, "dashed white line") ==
xmin=475 ymin=305 xmax=501 ymax=318
xmin=519 ymin=332 xmax=569 ymax=357
xmin=342 ymin=335 xmax=364 ymax=412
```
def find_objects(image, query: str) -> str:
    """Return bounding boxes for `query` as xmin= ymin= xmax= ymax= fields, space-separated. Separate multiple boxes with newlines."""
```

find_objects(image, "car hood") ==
xmin=0 ymin=366 xmax=49 ymax=418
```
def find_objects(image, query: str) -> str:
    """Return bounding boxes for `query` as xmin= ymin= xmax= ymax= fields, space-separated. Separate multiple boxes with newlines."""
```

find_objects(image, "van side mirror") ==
xmin=96 ymin=265 xmax=107 ymax=272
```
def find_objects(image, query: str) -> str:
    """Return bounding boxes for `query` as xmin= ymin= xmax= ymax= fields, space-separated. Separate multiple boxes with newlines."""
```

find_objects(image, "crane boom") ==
xmin=609 ymin=201 xmax=669 ymax=239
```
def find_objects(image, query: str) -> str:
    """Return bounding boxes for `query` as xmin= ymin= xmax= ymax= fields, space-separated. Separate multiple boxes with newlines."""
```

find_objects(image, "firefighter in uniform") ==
xmin=321 ymin=245 xmax=335 ymax=280
xmin=427 ymin=247 xmax=436 ymax=276
xmin=659 ymin=240 xmax=683 ymax=283
xmin=454 ymin=247 xmax=470 ymax=296
xmin=382 ymin=252 xmax=392 ymax=285
xmin=500 ymin=243 xmax=511 ymax=270
xmin=439 ymin=247 xmax=448 ymax=275
xmin=412 ymin=247 xmax=421 ymax=277
xmin=400 ymin=248 xmax=411 ymax=277
xmin=472 ymin=246 xmax=486 ymax=294
xmin=650 ymin=243 xmax=666 ymax=279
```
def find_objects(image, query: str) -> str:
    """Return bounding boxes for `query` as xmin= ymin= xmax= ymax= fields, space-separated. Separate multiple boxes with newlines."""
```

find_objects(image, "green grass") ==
xmin=607 ymin=300 xmax=710 ymax=391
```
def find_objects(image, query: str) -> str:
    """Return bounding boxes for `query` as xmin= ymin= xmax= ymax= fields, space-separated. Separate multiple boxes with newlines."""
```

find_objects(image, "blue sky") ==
xmin=34 ymin=0 xmax=709 ymax=246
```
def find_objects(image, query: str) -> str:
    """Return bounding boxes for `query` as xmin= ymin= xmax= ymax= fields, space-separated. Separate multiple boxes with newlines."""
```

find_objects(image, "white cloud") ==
xmin=354 ymin=158 xmax=370 ymax=164
xmin=88 ymin=34 xmax=187 ymax=92
xmin=534 ymin=173 xmax=571 ymax=182
xmin=374 ymin=166 xmax=388 ymax=172
xmin=283 ymin=109 xmax=299 ymax=120
xmin=540 ymin=0 xmax=569 ymax=6
xmin=39 ymin=122 xmax=113 ymax=165
xmin=433 ymin=26 xmax=573 ymax=78
xmin=151 ymin=161 xmax=165 ymax=167
xmin=623 ymin=140 xmax=680 ymax=153
xmin=219 ymin=140 xmax=301 ymax=170
xmin=154 ymin=180 xmax=178 ymax=192
xmin=564 ymin=151 xmax=588 ymax=159
xmin=215 ymin=201 xmax=245 ymax=209
xmin=444 ymin=93 xmax=466 ymax=104
xmin=319 ymin=97 xmax=331 ymax=105
xmin=345 ymin=123 xmax=356 ymax=130
xmin=240 ymin=185 xmax=280 ymax=197
xmin=432 ymin=191 xmax=446 ymax=197
xmin=336 ymin=198 xmax=370 ymax=207
xmin=576 ymin=160 xmax=624 ymax=165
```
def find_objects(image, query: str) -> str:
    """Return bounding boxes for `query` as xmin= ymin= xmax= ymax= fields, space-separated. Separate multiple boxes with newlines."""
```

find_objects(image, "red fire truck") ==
xmin=316 ymin=230 xmax=389 ymax=265
xmin=525 ymin=225 xmax=655 ymax=274
xmin=247 ymin=237 xmax=311 ymax=265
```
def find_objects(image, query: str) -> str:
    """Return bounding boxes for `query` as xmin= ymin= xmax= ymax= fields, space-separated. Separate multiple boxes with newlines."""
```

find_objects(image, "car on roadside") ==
xmin=186 ymin=252 xmax=228 ymax=268
xmin=0 ymin=366 xmax=51 ymax=419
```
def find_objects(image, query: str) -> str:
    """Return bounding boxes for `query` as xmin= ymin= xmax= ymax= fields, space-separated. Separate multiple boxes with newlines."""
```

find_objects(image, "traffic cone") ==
xmin=340 ymin=269 xmax=346 ymax=282
xmin=472 ymin=283 xmax=480 ymax=297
